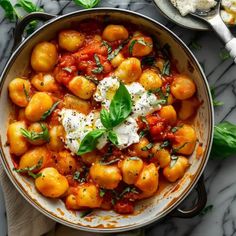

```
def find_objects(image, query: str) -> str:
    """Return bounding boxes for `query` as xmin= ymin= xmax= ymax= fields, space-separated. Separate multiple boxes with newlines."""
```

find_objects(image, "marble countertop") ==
xmin=1 ymin=0 xmax=236 ymax=235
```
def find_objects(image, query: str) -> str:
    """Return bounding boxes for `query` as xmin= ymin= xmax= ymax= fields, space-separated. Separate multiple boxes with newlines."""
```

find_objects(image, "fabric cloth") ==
xmin=0 ymin=164 xmax=144 ymax=236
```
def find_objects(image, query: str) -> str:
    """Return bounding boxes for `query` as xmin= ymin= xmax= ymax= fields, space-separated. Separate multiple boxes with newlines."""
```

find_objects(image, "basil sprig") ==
xmin=129 ymin=38 xmax=152 ymax=55
xmin=73 ymin=0 xmax=100 ymax=9
xmin=92 ymin=54 xmax=104 ymax=74
xmin=41 ymin=101 xmax=60 ymax=120
xmin=13 ymin=158 xmax=43 ymax=179
xmin=20 ymin=123 xmax=50 ymax=142
xmin=78 ymin=82 xmax=132 ymax=155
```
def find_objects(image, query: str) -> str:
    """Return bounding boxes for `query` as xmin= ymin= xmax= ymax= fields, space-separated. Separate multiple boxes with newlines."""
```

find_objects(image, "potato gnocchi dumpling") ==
xmin=8 ymin=20 xmax=201 ymax=215
xmin=31 ymin=42 xmax=58 ymax=72
xmin=35 ymin=167 xmax=69 ymax=198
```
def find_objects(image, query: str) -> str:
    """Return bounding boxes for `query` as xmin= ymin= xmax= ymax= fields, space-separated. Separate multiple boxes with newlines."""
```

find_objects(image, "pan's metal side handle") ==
xmin=170 ymin=176 xmax=207 ymax=218
xmin=13 ymin=12 xmax=56 ymax=50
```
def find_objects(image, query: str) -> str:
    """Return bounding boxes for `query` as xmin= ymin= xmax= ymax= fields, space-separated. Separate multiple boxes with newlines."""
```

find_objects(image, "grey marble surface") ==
xmin=0 ymin=0 xmax=236 ymax=236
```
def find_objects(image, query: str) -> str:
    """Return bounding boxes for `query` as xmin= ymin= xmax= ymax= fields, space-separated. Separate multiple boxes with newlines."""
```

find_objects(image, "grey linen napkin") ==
xmin=0 ymin=164 xmax=56 ymax=236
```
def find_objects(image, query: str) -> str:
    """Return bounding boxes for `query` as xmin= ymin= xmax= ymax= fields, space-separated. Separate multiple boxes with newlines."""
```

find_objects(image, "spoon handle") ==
xmin=208 ymin=14 xmax=236 ymax=63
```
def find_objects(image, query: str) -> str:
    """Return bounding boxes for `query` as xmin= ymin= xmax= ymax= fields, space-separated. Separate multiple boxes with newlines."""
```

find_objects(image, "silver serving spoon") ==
xmin=191 ymin=0 xmax=236 ymax=63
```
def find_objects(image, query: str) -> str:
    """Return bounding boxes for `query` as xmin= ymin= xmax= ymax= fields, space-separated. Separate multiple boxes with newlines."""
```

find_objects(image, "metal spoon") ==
xmin=191 ymin=0 xmax=236 ymax=63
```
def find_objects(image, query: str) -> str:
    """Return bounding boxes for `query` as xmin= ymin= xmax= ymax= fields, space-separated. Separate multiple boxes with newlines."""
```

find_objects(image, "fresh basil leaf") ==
xmin=170 ymin=155 xmax=178 ymax=168
xmin=100 ymin=158 xmax=120 ymax=165
xmin=141 ymin=143 xmax=153 ymax=151
xmin=210 ymin=87 xmax=224 ymax=107
xmin=78 ymin=129 xmax=106 ymax=155
xmin=92 ymin=54 xmax=104 ymax=74
xmin=23 ymin=83 xmax=30 ymax=101
xmin=16 ymin=0 xmax=42 ymax=12
xmin=100 ymin=109 xmax=112 ymax=129
xmin=161 ymin=60 xmax=170 ymax=76
xmin=109 ymin=82 xmax=132 ymax=127
xmin=171 ymin=124 xmax=183 ymax=133
xmin=85 ymin=75 xmax=99 ymax=85
xmin=20 ymin=123 xmax=50 ymax=142
xmin=73 ymin=171 xmax=81 ymax=180
xmin=211 ymin=122 xmax=236 ymax=159
xmin=102 ymin=40 xmax=112 ymax=54
xmin=139 ymin=129 xmax=149 ymax=138
xmin=172 ymin=142 xmax=189 ymax=154
xmin=73 ymin=0 xmax=100 ymax=8
xmin=108 ymin=130 xmax=118 ymax=145
xmin=0 ymin=0 xmax=18 ymax=20
xmin=107 ymin=38 xmax=130 ymax=61
xmin=127 ymin=156 xmax=141 ymax=161
xmin=13 ymin=157 xmax=43 ymax=178
xmin=129 ymin=38 xmax=152 ymax=55
xmin=41 ymin=101 xmax=60 ymax=120
xmin=120 ymin=187 xmax=139 ymax=198
xmin=99 ymin=188 xmax=106 ymax=197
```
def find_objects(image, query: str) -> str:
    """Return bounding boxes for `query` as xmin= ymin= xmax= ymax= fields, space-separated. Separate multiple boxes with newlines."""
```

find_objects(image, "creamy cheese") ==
xmin=93 ymin=77 xmax=162 ymax=117
xmin=60 ymin=76 xmax=163 ymax=155
xmin=170 ymin=0 xmax=217 ymax=16
xmin=59 ymin=108 xmax=140 ymax=153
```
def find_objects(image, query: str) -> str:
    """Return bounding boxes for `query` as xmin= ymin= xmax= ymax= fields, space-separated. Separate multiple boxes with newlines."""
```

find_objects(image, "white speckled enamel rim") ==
xmin=0 ymin=8 xmax=214 ymax=233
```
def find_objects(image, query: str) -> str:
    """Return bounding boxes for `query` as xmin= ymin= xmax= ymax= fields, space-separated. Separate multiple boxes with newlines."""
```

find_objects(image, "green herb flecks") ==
xmin=170 ymin=155 xmax=178 ymax=168
xmin=107 ymin=38 xmax=130 ymax=61
xmin=23 ymin=83 xmax=30 ymax=101
xmin=129 ymin=38 xmax=152 ymax=55
xmin=92 ymin=54 xmax=104 ymax=74
xmin=13 ymin=157 xmax=43 ymax=179
xmin=20 ymin=123 xmax=50 ymax=142
xmin=161 ymin=60 xmax=171 ymax=76
xmin=99 ymin=188 xmax=106 ymax=197
xmin=41 ymin=101 xmax=60 ymax=120
xmin=141 ymin=143 xmax=153 ymax=151
xmin=102 ymin=40 xmax=112 ymax=54
xmin=172 ymin=142 xmax=189 ymax=154
xmin=119 ymin=186 xmax=139 ymax=198
xmin=210 ymin=87 xmax=224 ymax=107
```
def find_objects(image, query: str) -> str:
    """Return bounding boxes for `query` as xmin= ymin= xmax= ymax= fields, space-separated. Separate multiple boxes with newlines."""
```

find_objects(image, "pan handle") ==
xmin=170 ymin=175 xmax=207 ymax=218
xmin=13 ymin=12 xmax=56 ymax=50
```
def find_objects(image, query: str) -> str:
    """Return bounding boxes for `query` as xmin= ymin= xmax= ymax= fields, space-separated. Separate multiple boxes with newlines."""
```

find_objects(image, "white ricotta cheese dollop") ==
xmin=170 ymin=0 xmax=217 ymax=16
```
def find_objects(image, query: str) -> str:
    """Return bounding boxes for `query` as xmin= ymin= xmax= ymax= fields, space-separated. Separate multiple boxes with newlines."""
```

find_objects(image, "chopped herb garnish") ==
xmin=102 ymin=40 xmax=112 ymax=54
xmin=120 ymin=186 xmax=139 ymax=198
xmin=100 ymin=159 xmax=120 ymax=165
xmin=20 ymin=123 xmax=50 ymax=142
xmin=62 ymin=67 xmax=73 ymax=73
xmin=73 ymin=171 xmax=81 ymax=180
xmin=41 ymin=101 xmax=60 ymax=120
xmin=99 ymin=188 xmax=106 ymax=197
xmin=139 ymin=129 xmax=149 ymax=138
xmin=141 ymin=143 xmax=153 ymax=151
xmin=161 ymin=60 xmax=171 ymax=76
xmin=171 ymin=125 xmax=183 ymax=133
xmin=128 ymin=156 xmax=141 ymax=161
xmin=107 ymin=38 xmax=130 ymax=61
xmin=23 ymin=84 xmax=30 ymax=101
xmin=129 ymin=38 xmax=152 ymax=55
xmin=111 ymin=198 xmax=116 ymax=205
xmin=13 ymin=158 xmax=43 ymax=179
xmin=85 ymin=75 xmax=99 ymax=85
xmin=80 ymin=209 xmax=93 ymax=218
xmin=199 ymin=205 xmax=213 ymax=216
xmin=172 ymin=142 xmax=189 ymax=154
xmin=92 ymin=54 xmax=104 ymax=74
xmin=170 ymin=155 xmax=178 ymax=168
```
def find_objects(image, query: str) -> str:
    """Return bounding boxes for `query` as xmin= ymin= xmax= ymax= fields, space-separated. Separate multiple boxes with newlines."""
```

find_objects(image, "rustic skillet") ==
xmin=0 ymin=8 xmax=214 ymax=233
